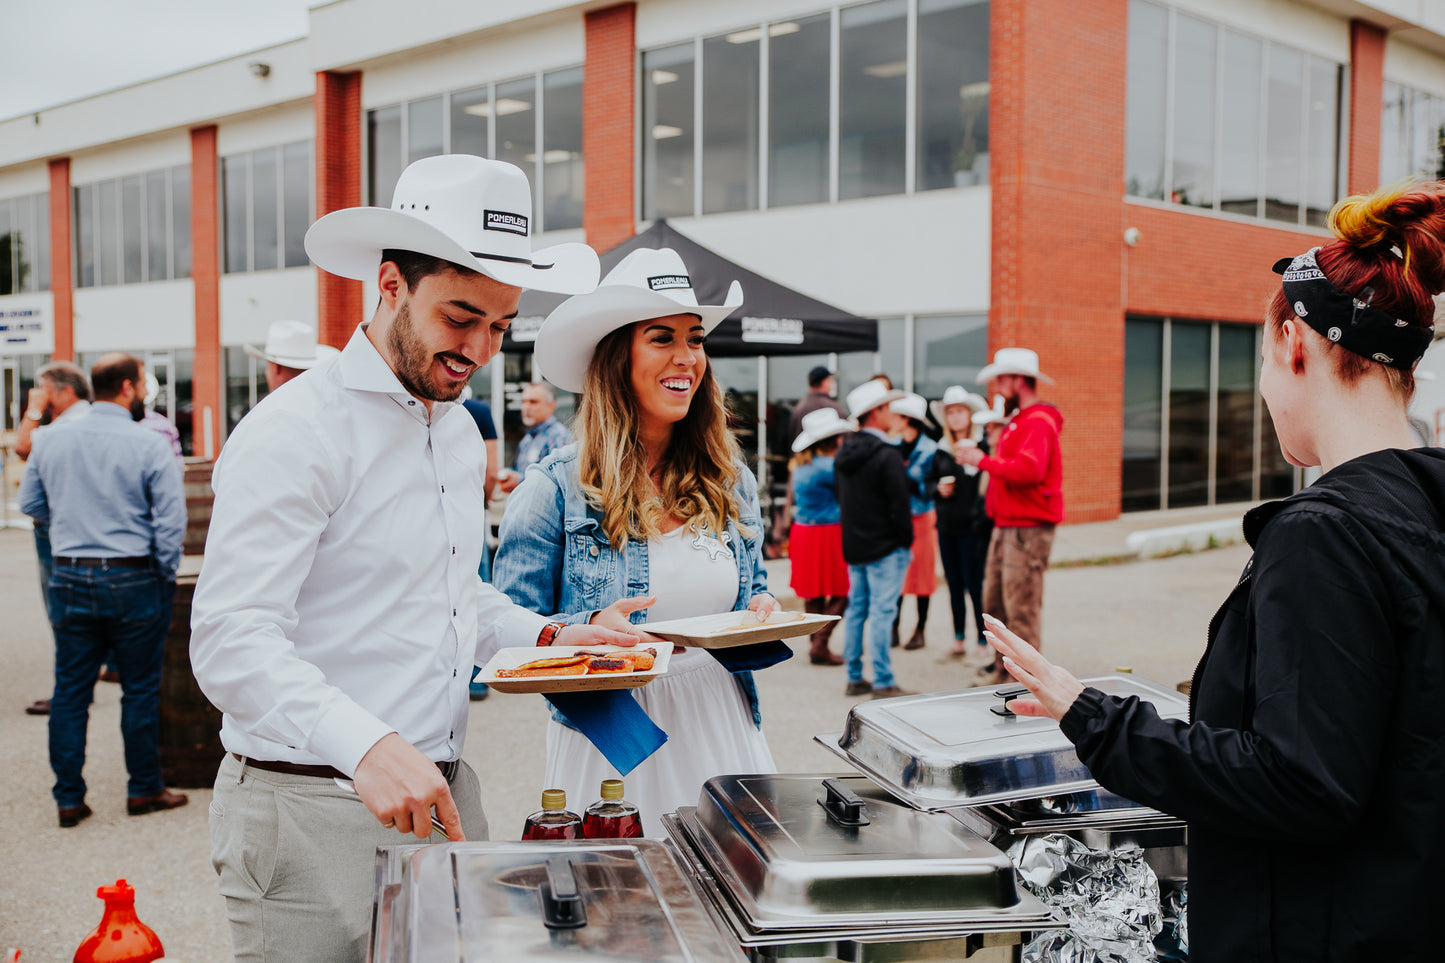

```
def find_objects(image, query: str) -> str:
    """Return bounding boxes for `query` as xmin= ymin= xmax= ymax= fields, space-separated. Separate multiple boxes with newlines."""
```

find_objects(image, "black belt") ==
xmin=234 ymin=753 xmax=460 ymax=782
xmin=54 ymin=556 xmax=152 ymax=569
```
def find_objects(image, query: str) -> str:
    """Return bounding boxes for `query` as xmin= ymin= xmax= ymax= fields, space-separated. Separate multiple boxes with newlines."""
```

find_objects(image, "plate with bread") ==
xmin=641 ymin=610 xmax=840 ymax=648
xmin=476 ymin=643 xmax=670 ymax=694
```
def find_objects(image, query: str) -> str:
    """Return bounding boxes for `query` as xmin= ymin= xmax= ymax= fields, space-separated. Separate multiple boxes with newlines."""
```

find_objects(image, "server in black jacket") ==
xmin=985 ymin=182 xmax=1445 ymax=963
xmin=834 ymin=379 xmax=913 ymax=699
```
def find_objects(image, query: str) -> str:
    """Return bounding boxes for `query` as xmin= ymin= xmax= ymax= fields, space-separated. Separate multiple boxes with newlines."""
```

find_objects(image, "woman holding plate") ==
xmin=492 ymin=247 xmax=779 ymax=836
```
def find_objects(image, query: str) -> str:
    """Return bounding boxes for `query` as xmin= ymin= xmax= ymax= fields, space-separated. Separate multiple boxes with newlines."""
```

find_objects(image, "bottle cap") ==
xmin=98 ymin=879 xmax=135 ymax=902
xmin=540 ymin=789 xmax=568 ymax=810
xmin=600 ymin=779 xmax=624 ymax=800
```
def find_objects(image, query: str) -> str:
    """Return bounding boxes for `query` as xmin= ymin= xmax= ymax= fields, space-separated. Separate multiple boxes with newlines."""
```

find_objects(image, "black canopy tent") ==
xmin=499 ymin=219 xmax=878 ymax=356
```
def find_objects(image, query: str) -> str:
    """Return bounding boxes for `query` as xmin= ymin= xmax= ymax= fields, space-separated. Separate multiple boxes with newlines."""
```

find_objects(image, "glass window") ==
xmin=875 ymin=317 xmax=906 ymax=390
xmin=543 ymin=67 xmax=585 ymax=231
xmin=1219 ymin=30 xmax=1262 ymax=217
xmin=171 ymin=165 xmax=191 ymax=279
xmin=451 ymin=86 xmax=490 ymax=158
xmin=643 ymin=44 xmax=695 ymax=217
xmin=75 ymin=184 xmax=95 ymax=288
xmin=1264 ymin=45 xmax=1303 ymax=224
xmin=252 ymin=148 xmax=280 ymax=271
xmin=12 ymin=195 xmax=33 ymax=292
xmin=367 ymin=104 xmax=403 ymax=206
xmin=1304 ymin=58 xmax=1341 ymax=227
xmin=121 ymin=175 xmax=143 ymax=283
xmin=146 ymin=170 xmax=168 ymax=281
xmin=0 ymin=200 xmax=12 ymax=295
xmin=1167 ymin=321 xmax=1211 ymax=508
xmin=1214 ymin=323 xmax=1256 ymax=503
xmin=172 ymin=349 xmax=194 ymax=456
xmin=1125 ymin=0 xmax=1168 ymax=200
xmin=1122 ymin=317 xmax=1163 ymax=512
xmin=769 ymin=13 xmax=831 ymax=207
xmin=222 ymin=154 xmax=249 ymax=274
xmin=408 ymin=96 xmax=444 ymax=165
xmin=495 ymin=77 xmax=538 ymax=200
xmin=917 ymin=0 xmax=990 ymax=191
xmin=1259 ymin=405 xmax=1294 ymax=498
xmin=914 ymin=314 xmax=987 ymax=399
xmin=837 ymin=347 xmax=883 ymax=397
xmin=98 ymin=179 xmax=120 ymax=286
xmin=701 ymin=33 xmax=759 ymax=214
xmin=1381 ymin=81 xmax=1406 ymax=185
xmin=282 ymin=141 xmax=311 ymax=268
xmin=712 ymin=356 xmax=761 ymax=475
xmin=225 ymin=345 xmax=270 ymax=437
xmin=34 ymin=192 xmax=50 ymax=292
xmin=839 ymin=0 xmax=907 ymax=200
xmin=1171 ymin=15 xmax=1215 ymax=208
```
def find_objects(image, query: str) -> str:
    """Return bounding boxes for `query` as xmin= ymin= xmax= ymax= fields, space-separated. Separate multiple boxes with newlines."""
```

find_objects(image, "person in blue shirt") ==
xmin=786 ymin=407 xmax=855 ymax=665
xmin=19 ymin=353 xmax=189 ymax=829
xmin=889 ymin=394 xmax=939 ymax=651
xmin=496 ymin=381 xmax=573 ymax=494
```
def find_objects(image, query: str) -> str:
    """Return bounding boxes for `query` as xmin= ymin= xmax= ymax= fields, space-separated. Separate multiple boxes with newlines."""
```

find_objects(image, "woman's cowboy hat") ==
xmin=890 ymin=392 xmax=930 ymax=425
xmin=534 ymin=247 xmax=743 ymax=393
xmin=845 ymin=379 xmax=905 ymax=421
xmin=304 ymin=154 xmax=599 ymax=295
xmin=929 ymin=385 xmax=990 ymax=428
xmin=976 ymin=347 xmax=1054 ymax=385
xmin=791 ymin=407 xmax=855 ymax=453
xmin=972 ymin=394 xmax=1008 ymax=426
xmin=243 ymin=320 xmax=341 ymax=369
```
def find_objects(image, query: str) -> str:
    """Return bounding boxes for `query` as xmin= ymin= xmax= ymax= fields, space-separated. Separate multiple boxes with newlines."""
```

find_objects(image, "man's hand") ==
xmin=576 ymin=596 xmax=662 ymax=646
xmin=25 ymin=384 xmax=50 ymax=418
xmin=936 ymin=478 xmax=956 ymax=499
xmin=955 ymin=439 xmax=985 ymax=469
xmin=983 ymin=614 xmax=1084 ymax=720
xmin=496 ymin=468 xmax=521 ymax=494
xmin=352 ymin=733 xmax=464 ymax=841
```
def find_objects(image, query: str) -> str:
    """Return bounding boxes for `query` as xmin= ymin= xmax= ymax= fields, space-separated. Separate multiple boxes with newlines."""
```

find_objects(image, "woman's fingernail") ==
xmin=982 ymin=613 xmax=1000 ymax=624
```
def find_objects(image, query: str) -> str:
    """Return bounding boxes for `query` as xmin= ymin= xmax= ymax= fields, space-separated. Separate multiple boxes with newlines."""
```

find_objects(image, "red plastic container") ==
xmin=73 ymin=879 xmax=164 ymax=963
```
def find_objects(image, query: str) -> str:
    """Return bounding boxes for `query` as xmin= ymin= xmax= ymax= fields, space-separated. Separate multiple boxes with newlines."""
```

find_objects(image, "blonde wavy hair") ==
xmin=575 ymin=323 xmax=744 ymax=551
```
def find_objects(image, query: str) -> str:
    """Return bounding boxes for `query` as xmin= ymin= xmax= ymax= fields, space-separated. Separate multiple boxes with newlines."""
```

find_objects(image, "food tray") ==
xmin=476 ymin=644 xmax=670 ymax=694
xmin=643 ymin=611 xmax=838 ymax=648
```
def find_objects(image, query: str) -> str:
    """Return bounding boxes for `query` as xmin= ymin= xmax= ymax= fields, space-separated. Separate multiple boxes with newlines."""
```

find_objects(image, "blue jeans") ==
xmin=48 ymin=564 xmax=174 ymax=808
xmin=842 ymin=547 xmax=911 ymax=689
xmin=33 ymin=523 xmax=53 ymax=619
xmin=938 ymin=530 xmax=985 ymax=643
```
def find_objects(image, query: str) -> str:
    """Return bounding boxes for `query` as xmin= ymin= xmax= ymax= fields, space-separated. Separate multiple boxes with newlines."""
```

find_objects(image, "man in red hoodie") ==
xmin=956 ymin=348 xmax=1063 ymax=684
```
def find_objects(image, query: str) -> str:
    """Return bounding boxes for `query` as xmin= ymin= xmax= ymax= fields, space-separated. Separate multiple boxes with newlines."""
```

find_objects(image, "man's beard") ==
xmin=129 ymin=397 xmax=145 ymax=421
xmin=387 ymin=300 xmax=473 ymax=403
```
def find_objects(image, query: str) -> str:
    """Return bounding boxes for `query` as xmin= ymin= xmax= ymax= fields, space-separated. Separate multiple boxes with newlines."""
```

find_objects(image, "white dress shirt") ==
xmin=190 ymin=326 xmax=547 ymax=776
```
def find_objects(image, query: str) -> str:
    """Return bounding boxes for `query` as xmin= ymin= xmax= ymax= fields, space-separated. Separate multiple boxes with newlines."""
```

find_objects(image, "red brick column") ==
xmin=1347 ymin=20 xmax=1386 ymax=196
xmin=990 ymin=0 xmax=1128 ymax=522
xmin=47 ymin=159 xmax=74 ymax=361
xmin=583 ymin=3 xmax=636 ymax=253
xmin=190 ymin=126 xmax=222 ymax=459
xmin=315 ymin=70 xmax=363 ymax=349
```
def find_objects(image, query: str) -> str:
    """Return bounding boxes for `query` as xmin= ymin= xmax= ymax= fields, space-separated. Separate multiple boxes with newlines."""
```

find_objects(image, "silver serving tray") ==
xmin=823 ymin=675 xmax=1189 ymax=811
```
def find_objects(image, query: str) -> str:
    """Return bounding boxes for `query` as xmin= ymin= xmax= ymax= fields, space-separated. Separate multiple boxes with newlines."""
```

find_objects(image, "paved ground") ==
xmin=0 ymin=506 xmax=1253 ymax=960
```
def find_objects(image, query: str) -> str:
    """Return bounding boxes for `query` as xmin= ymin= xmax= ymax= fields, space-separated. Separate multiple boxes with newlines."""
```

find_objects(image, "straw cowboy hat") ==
xmin=929 ymin=385 xmax=990 ymax=428
xmin=791 ymin=407 xmax=855 ymax=453
xmin=889 ymin=392 xmax=929 ymax=425
xmin=845 ymin=379 xmax=905 ymax=421
xmin=976 ymin=347 xmax=1054 ymax=385
xmin=244 ymin=320 xmax=341 ymax=369
xmin=534 ymin=247 xmax=743 ymax=393
xmin=304 ymin=154 xmax=599 ymax=295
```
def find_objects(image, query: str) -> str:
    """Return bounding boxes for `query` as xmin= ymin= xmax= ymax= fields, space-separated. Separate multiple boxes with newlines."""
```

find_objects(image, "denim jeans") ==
xmin=937 ymin=530 xmax=985 ymax=643
xmin=33 ymin=523 xmax=53 ymax=619
xmin=48 ymin=563 xmax=174 ymax=808
xmin=842 ymin=547 xmax=911 ymax=689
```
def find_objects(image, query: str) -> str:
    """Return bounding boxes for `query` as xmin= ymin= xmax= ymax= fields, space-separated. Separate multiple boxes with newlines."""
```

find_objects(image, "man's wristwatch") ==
xmin=24 ymin=409 xmax=43 ymax=421
xmin=537 ymin=621 xmax=566 ymax=647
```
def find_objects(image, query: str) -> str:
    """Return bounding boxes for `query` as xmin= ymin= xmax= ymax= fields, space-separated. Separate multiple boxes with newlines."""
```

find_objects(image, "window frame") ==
xmin=71 ymin=166 xmax=190 ymax=289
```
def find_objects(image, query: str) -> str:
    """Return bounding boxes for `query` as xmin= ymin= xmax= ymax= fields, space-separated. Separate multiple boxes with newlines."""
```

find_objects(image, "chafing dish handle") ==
xmin=539 ymin=856 xmax=588 ymax=930
xmin=990 ymin=686 xmax=1030 ymax=717
xmin=818 ymin=778 xmax=871 ymax=827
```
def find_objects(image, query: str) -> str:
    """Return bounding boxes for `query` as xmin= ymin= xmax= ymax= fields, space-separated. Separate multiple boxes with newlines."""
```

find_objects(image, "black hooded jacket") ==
xmin=1059 ymin=448 xmax=1445 ymax=962
xmin=833 ymin=429 xmax=914 ymax=565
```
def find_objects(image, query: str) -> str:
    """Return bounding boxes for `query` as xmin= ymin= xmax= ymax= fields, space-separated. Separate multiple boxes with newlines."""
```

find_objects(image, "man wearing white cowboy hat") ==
xmin=243 ymin=319 xmax=342 ymax=392
xmin=190 ymin=154 xmax=633 ymax=962
xmin=956 ymin=347 xmax=1064 ymax=684
xmin=834 ymin=379 xmax=914 ymax=699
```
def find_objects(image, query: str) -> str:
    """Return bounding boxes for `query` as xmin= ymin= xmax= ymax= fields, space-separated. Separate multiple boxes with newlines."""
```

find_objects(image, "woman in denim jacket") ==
xmin=493 ymin=248 xmax=779 ymax=836
xmin=889 ymin=393 xmax=939 ymax=651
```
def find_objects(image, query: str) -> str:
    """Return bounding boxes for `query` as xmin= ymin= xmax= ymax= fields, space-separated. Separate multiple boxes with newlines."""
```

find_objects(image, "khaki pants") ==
xmin=209 ymin=752 xmax=488 ymax=963
xmin=982 ymin=525 xmax=1056 ymax=672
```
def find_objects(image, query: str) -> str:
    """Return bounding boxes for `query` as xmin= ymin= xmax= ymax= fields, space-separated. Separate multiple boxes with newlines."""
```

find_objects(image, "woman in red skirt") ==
xmin=787 ymin=408 xmax=855 ymax=664
xmin=890 ymin=394 xmax=939 ymax=650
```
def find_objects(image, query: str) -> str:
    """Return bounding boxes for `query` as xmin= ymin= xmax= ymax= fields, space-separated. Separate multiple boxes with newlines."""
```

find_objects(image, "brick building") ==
xmin=2 ymin=0 xmax=1443 ymax=522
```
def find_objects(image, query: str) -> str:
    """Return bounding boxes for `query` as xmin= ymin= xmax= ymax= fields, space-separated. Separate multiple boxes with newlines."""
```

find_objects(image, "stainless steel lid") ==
xmin=664 ymin=773 xmax=1058 ymax=932
xmin=368 ymin=840 xmax=746 ymax=962
xmin=825 ymin=676 xmax=1189 ymax=811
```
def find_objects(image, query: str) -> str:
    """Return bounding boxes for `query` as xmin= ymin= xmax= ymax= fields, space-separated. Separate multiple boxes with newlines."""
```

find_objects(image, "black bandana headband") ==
xmin=1271 ymin=248 xmax=1433 ymax=372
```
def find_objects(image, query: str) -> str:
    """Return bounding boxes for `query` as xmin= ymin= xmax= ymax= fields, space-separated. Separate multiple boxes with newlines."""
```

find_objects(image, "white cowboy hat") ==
xmin=303 ymin=154 xmax=599 ymax=295
xmin=791 ymin=407 xmax=855 ymax=453
xmin=929 ymin=385 xmax=989 ymax=428
xmin=244 ymin=320 xmax=341 ymax=369
xmin=889 ymin=392 xmax=929 ymax=424
xmin=976 ymin=347 xmax=1054 ymax=385
xmin=534 ymin=247 xmax=743 ymax=393
xmin=845 ymin=379 xmax=905 ymax=421
xmin=972 ymin=394 xmax=1008 ymax=426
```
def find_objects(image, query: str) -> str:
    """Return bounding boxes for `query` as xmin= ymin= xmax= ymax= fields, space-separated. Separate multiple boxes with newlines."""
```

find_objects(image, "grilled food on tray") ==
xmin=495 ymin=648 xmax=656 ymax=678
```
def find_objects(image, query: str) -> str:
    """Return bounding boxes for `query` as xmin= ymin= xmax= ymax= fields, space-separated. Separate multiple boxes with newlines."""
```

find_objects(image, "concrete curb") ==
xmin=1123 ymin=519 xmax=1244 ymax=559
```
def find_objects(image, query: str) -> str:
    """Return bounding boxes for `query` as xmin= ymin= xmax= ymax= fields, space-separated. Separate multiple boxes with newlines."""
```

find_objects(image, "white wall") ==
xmin=1385 ymin=36 xmax=1445 ymax=96
xmin=1159 ymin=0 xmax=1349 ymax=62
xmin=217 ymin=104 xmax=316 ymax=157
xmin=221 ymin=269 xmax=318 ymax=346
xmin=73 ymin=281 xmax=195 ymax=353
xmin=636 ymin=0 xmax=847 ymax=48
xmin=70 ymin=131 xmax=191 ymax=185
xmin=0 ymin=164 xmax=49 ymax=198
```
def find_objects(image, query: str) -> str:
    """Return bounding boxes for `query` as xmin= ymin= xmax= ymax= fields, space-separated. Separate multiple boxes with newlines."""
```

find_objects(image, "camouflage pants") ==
xmin=982 ymin=525 xmax=1056 ymax=668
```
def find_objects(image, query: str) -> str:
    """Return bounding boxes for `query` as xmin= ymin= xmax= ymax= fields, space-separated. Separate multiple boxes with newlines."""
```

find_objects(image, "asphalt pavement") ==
xmin=0 ymin=504 xmax=1253 ymax=960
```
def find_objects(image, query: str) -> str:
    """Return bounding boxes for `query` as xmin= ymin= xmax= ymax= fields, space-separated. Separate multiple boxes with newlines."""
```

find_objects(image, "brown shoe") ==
xmin=58 ymin=803 xmax=93 ymax=828
xmin=844 ymin=681 xmax=873 ymax=697
xmin=127 ymin=789 xmax=189 ymax=816
xmin=98 ymin=668 xmax=120 ymax=684
xmin=870 ymin=686 xmax=913 ymax=699
xmin=809 ymin=641 xmax=844 ymax=665
xmin=904 ymin=630 xmax=926 ymax=650
xmin=25 ymin=699 xmax=50 ymax=716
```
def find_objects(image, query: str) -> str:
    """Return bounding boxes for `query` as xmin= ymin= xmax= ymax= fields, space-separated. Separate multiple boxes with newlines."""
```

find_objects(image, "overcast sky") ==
xmin=0 ymin=0 xmax=317 ymax=120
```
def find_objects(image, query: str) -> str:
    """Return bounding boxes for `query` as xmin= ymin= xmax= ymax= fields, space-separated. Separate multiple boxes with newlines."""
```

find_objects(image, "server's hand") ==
xmin=983 ymin=614 xmax=1084 ymax=721
xmin=353 ymin=732 xmax=464 ymax=841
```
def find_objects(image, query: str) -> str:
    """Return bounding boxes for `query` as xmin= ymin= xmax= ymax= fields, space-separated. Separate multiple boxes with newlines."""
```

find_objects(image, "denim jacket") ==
xmin=903 ymin=435 xmax=938 ymax=517
xmin=493 ymin=443 xmax=770 ymax=727
xmin=789 ymin=456 xmax=841 ymax=527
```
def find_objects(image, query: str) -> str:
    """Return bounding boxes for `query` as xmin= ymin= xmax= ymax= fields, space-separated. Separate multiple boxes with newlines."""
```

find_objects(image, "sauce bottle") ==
xmin=581 ymin=779 xmax=643 ymax=839
xmin=73 ymin=879 xmax=164 ymax=963
xmin=521 ymin=789 xmax=582 ymax=840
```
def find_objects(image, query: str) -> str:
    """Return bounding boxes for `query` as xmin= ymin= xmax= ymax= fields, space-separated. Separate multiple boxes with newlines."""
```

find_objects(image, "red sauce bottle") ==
xmin=582 ymin=778 xmax=643 ymax=839
xmin=521 ymin=789 xmax=582 ymax=840
xmin=73 ymin=879 xmax=164 ymax=963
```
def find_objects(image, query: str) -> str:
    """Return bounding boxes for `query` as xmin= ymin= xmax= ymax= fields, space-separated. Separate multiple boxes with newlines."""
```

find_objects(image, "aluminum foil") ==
xmin=1007 ymin=833 xmax=1163 ymax=963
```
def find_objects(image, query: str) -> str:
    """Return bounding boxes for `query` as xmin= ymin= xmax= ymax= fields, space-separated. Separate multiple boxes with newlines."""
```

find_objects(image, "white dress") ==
xmin=543 ymin=524 xmax=778 ymax=837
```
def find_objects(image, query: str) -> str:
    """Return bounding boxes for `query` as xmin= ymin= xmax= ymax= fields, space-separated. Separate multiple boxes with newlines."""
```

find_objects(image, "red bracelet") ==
xmin=537 ymin=621 xmax=565 ymax=646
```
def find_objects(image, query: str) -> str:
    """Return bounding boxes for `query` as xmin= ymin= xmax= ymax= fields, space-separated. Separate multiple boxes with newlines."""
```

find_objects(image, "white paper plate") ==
xmin=476 ymin=644 xmax=670 ymax=694
xmin=642 ymin=611 xmax=840 ymax=648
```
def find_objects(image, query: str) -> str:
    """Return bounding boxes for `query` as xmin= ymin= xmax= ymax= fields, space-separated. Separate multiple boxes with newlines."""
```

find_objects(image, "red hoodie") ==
xmin=980 ymin=403 xmax=1064 ymax=526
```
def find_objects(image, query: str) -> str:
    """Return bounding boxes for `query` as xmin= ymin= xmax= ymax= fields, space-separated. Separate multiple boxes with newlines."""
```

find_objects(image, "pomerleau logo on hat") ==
xmin=845 ymin=379 xmax=906 ymax=421
xmin=534 ymin=247 xmax=743 ymax=393
xmin=976 ymin=347 xmax=1054 ymax=385
xmin=791 ymin=407 xmax=855 ymax=453
xmin=303 ymin=155 xmax=599 ymax=295
xmin=243 ymin=320 xmax=341 ymax=370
